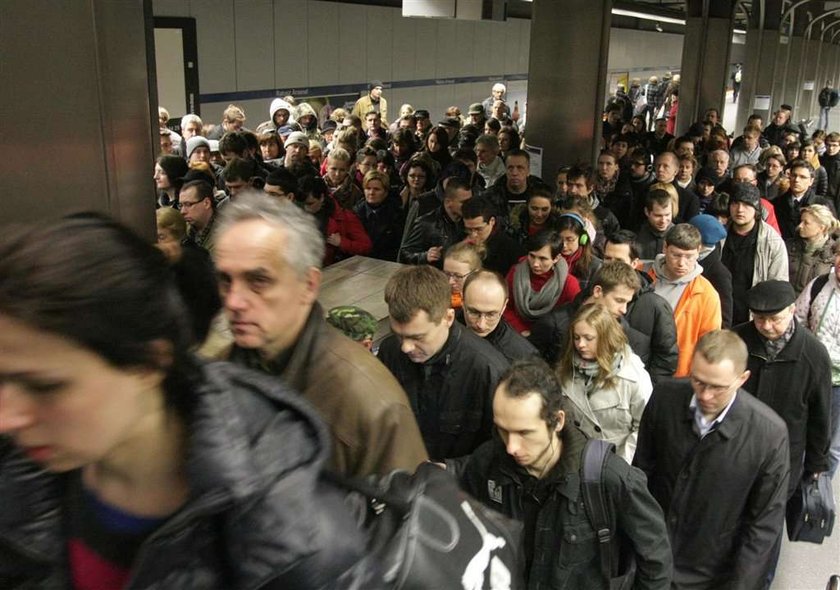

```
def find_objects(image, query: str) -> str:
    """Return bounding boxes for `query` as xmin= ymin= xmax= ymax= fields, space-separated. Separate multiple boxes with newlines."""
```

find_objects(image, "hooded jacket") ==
xmin=0 ymin=362 xmax=367 ymax=589
xmin=648 ymin=257 xmax=722 ymax=376
xmin=269 ymin=98 xmax=296 ymax=127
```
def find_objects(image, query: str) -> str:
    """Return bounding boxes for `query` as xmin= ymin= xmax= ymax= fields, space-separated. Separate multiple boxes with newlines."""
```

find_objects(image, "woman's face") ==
xmin=528 ymin=197 xmax=553 ymax=226
xmin=678 ymin=160 xmax=694 ymax=182
xmin=303 ymin=194 xmax=324 ymax=215
xmin=153 ymin=164 xmax=170 ymax=189
xmin=156 ymin=228 xmax=182 ymax=263
xmin=802 ymin=145 xmax=816 ymax=160
xmin=573 ymin=320 xmax=599 ymax=361
xmin=797 ymin=211 xmax=825 ymax=240
xmin=326 ymin=158 xmax=350 ymax=185
xmin=499 ymin=133 xmax=512 ymax=152
xmin=786 ymin=146 xmax=800 ymax=161
xmin=260 ymin=141 xmax=280 ymax=160
xmin=559 ymin=229 xmax=580 ymax=256
xmin=407 ymin=166 xmax=427 ymax=192
xmin=766 ymin=157 xmax=784 ymax=179
xmin=443 ymin=258 xmax=473 ymax=295
xmin=0 ymin=314 xmax=165 ymax=473
xmin=427 ymin=133 xmax=440 ymax=153
xmin=632 ymin=117 xmax=645 ymax=133
xmin=484 ymin=123 xmax=498 ymax=136
xmin=364 ymin=180 xmax=386 ymax=205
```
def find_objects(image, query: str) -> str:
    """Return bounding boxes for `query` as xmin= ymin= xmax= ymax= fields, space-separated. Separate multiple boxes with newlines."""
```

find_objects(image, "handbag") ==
xmin=786 ymin=473 xmax=836 ymax=544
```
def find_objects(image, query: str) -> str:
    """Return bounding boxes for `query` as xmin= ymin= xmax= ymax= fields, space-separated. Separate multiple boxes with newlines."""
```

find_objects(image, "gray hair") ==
xmin=216 ymin=190 xmax=325 ymax=277
xmin=475 ymin=134 xmax=500 ymax=151
xmin=181 ymin=113 xmax=203 ymax=128
xmin=492 ymin=83 xmax=506 ymax=94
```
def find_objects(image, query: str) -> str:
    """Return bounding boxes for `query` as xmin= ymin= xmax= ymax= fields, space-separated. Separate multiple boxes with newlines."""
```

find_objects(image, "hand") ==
xmin=427 ymin=246 xmax=443 ymax=262
xmin=326 ymin=233 xmax=342 ymax=247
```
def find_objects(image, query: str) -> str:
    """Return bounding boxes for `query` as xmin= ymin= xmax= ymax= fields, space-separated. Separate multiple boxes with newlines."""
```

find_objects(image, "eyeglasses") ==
xmin=464 ymin=308 xmax=502 ymax=321
xmin=689 ymin=375 xmax=739 ymax=394
xmin=444 ymin=270 xmax=474 ymax=281
xmin=179 ymin=200 xmax=203 ymax=209
xmin=464 ymin=224 xmax=489 ymax=235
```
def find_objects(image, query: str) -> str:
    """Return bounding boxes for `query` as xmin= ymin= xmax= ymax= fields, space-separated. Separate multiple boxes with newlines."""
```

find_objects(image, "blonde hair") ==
xmin=444 ymin=242 xmax=483 ymax=271
xmin=223 ymin=104 xmax=246 ymax=123
xmin=363 ymin=169 xmax=390 ymax=191
xmin=649 ymin=182 xmax=679 ymax=216
xmin=558 ymin=303 xmax=628 ymax=389
xmin=156 ymin=206 xmax=186 ymax=241
xmin=800 ymin=204 xmax=840 ymax=235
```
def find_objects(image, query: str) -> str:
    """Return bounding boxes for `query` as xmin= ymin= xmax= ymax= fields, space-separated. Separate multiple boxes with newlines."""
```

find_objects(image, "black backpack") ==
xmin=580 ymin=439 xmax=638 ymax=590
xmin=330 ymin=463 xmax=525 ymax=589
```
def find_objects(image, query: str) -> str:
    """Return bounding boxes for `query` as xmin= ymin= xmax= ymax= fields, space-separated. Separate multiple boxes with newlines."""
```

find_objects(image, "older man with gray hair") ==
xmin=475 ymin=134 xmax=505 ymax=188
xmin=214 ymin=191 xmax=428 ymax=477
xmin=482 ymin=82 xmax=510 ymax=119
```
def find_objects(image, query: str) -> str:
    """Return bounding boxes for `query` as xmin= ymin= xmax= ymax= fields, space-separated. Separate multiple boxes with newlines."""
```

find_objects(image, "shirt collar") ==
xmin=689 ymin=391 xmax=738 ymax=438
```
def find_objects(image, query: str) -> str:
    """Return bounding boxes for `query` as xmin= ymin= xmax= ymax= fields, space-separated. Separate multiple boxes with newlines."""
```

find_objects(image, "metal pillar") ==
xmin=0 ymin=0 xmax=157 ymax=238
xmin=525 ymin=0 xmax=611 ymax=175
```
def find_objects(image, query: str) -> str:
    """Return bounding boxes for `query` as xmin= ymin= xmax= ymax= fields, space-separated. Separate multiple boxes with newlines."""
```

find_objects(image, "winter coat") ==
xmin=351 ymin=94 xmax=388 ymax=125
xmin=377 ymin=322 xmax=509 ymax=461
xmin=786 ymin=236 xmax=835 ymax=294
xmin=774 ymin=188 xmax=835 ymax=241
xmin=698 ymin=243 xmax=734 ymax=328
xmin=648 ymin=260 xmax=722 ymax=377
xmin=733 ymin=320 xmax=832 ymax=494
xmin=560 ymin=347 xmax=652 ymax=463
xmin=795 ymin=272 xmax=840 ymax=385
xmin=722 ymin=220 xmax=789 ymax=288
xmin=624 ymin=271 xmax=680 ymax=382
xmin=601 ymin=172 xmax=636 ymax=230
xmin=477 ymin=156 xmax=506 ymax=188
xmin=318 ymin=198 xmax=372 ymax=266
xmin=455 ymin=426 xmax=673 ymax=590
xmin=820 ymin=151 xmax=840 ymax=209
xmin=398 ymin=206 xmax=464 ymax=266
xmin=633 ymin=381 xmax=790 ymax=590
xmin=481 ymin=227 xmax=526 ymax=277
xmin=757 ymin=171 xmax=788 ymax=202
xmin=504 ymin=260 xmax=582 ymax=334
xmin=483 ymin=318 xmax=539 ymax=363
xmin=354 ymin=194 xmax=405 ymax=261
xmin=0 ymin=361 xmax=368 ymax=589
xmin=636 ymin=224 xmax=668 ymax=261
xmin=229 ymin=305 xmax=428 ymax=476
xmin=480 ymin=174 xmax=544 ymax=218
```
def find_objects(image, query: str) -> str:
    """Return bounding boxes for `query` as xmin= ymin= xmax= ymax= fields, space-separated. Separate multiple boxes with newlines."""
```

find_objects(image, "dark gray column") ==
xmin=525 ymin=0 xmax=611 ymax=175
xmin=676 ymin=0 xmax=736 ymax=134
xmin=799 ymin=39 xmax=823 ymax=120
xmin=0 ymin=0 xmax=157 ymax=238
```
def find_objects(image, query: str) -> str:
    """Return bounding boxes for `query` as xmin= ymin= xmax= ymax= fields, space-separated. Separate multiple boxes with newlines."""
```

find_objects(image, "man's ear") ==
xmin=302 ymin=267 xmax=322 ymax=305
xmin=444 ymin=308 xmax=456 ymax=327
xmin=554 ymin=410 xmax=566 ymax=433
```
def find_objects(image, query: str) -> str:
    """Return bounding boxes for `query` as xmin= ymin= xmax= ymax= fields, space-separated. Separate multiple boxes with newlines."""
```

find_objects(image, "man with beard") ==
xmin=281 ymin=132 xmax=318 ymax=179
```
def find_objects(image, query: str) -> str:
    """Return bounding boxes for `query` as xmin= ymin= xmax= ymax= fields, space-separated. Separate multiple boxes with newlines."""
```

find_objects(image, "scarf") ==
xmin=561 ymin=247 xmax=583 ymax=276
xmin=762 ymin=317 xmax=796 ymax=361
xmin=513 ymin=257 xmax=569 ymax=321
xmin=572 ymin=353 xmax=602 ymax=394
xmin=595 ymin=174 xmax=618 ymax=201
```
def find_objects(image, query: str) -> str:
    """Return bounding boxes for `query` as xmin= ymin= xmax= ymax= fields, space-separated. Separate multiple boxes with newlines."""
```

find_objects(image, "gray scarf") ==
xmin=513 ymin=257 xmax=569 ymax=321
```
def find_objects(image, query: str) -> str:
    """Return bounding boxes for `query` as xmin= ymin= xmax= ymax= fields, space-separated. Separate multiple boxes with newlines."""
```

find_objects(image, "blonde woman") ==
xmin=443 ymin=242 xmax=483 ymax=309
xmin=557 ymin=303 xmax=652 ymax=463
xmin=787 ymin=204 xmax=840 ymax=294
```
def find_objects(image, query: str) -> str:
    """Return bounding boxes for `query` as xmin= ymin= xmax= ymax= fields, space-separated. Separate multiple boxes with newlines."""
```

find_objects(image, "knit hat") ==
xmin=185 ymin=136 xmax=210 ymax=159
xmin=728 ymin=183 xmax=761 ymax=210
xmin=326 ymin=306 xmax=377 ymax=341
xmin=157 ymin=155 xmax=188 ymax=182
xmin=284 ymin=131 xmax=309 ymax=148
xmin=414 ymin=109 xmax=430 ymax=120
xmin=688 ymin=214 xmax=727 ymax=247
xmin=369 ymin=80 xmax=384 ymax=91
xmin=438 ymin=118 xmax=461 ymax=129
xmin=468 ymin=103 xmax=484 ymax=115
xmin=695 ymin=167 xmax=722 ymax=187
xmin=321 ymin=120 xmax=338 ymax=133
xmin=746 ymin=280 xmax=796 ymax=315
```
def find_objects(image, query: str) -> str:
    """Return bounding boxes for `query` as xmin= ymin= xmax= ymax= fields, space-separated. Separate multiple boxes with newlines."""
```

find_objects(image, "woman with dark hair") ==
xmin=801 ymin=138 xmax=829 ymax=197
xmin=484 ymin=118 xmax=501 ymax=136
xmin=498 ymin=127 xmax=521 ymax=158
xmin=757 ymin=150 xmax=788 ymax=201
xmin=154 ymin=154 xmax=189 ymax=208
xmin=503 ymin=230 xmax=582 ymax=335
xmin=296 ymin=175 xmax=372 ymax=265
xmin=556 ymin=212 xmax=602 ymax=291
xmin=557 ymin=303 xmax=652 ymax=463
xmin=0 ymin=215 xmax=365 ymax=588
xmin=424 ymin=126 xmax=452 ymax=170
xmin=399 ymin=154 xmax=437 ymax=208
xmin=391 ymin=127 xmax=418 ymax=177
xmin=508 ymin=188 xmax=561 ymax=245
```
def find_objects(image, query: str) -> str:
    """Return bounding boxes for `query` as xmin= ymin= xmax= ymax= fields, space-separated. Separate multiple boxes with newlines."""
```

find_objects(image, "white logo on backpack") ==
xmin=487 ymin=480 xmax=503 ymax=504
xmin=460 ymin=501 xmax=512 ymax=590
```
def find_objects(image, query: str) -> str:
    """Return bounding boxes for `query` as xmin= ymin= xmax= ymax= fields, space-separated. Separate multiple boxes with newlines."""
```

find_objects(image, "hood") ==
xmin=297 ymin=101 xmax=317 ymax=119
xmin=651 ymin=254 xmax=703 ymax=286
xmin=269 ymin=98 xmax=296 ymax=123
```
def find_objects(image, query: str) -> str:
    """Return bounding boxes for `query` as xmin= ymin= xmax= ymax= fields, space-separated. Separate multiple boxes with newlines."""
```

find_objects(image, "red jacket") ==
xmin=324 ymin=200 xmax=373 ymax=266
xmin=503 ymin=260 xmax=581 ymax=334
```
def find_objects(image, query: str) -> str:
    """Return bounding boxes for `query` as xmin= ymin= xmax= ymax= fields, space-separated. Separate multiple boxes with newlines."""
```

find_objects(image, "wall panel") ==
xmin=234 ymin=0 xmax=274 ymax=91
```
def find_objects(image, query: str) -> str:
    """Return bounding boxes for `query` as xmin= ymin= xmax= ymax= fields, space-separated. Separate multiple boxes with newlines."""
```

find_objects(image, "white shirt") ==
xmin=689 ymin=391 xmax=738 ymax=438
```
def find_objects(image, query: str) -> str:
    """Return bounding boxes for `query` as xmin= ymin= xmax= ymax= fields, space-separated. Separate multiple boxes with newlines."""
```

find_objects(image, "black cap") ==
xmin=695 ymin=167 xmax=722 ymax=187
xmin=728 ymin=182 xmax=761 ymax=210
xmin=414 ymin=109 xmax=430 ymax=119
xmin=438 ymin=117 xmax=461 ymax=129
xmin=321 ymin=120 xmax=337 ymax=132
xmin=746 ymin=280 xmax=796 ymax=314
xmin=369 ymin=80 xmax=383 ymax=91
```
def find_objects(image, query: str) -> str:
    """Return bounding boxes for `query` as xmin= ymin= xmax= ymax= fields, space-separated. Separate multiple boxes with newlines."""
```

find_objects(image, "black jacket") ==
xmin=481 ymin=174 xmax=545 ymax=218
xmin=485 ymin=318 xmax=539 ymax=363
xmin=820 ymin=151 xmax=840 ymax=209
xmin=623 ymin=272 xmax=679 ymax=383
xmin=698 ymin=243 xmax=734 ymax=328
xmin=601 ymin=172 xmax=636 ymax=230
xmin=483 ymin=227 xmax=526 ymax=277
xmin=733 ymin=320 xmax=832 ymax=492
xmin=629 ymin=172 xmax=657 ymax=232
xmin=454 ymin=426 xmax=672 ymax=590
xmin=354 ymin=194 xmax=405 ymax=261
xmin=633 ymin=381 xmax=790 ymax=590
xmin=398 ymin=206 xmax=464 ymax=266
xmin=377 ymin=322 xmax=509 ymax=461
xmin=0 ymin=362 xmax=367 ymax=589
xmin=673 ymin=182 xmax=701 ymax=224
xmin=636 ymin=224 xmax=668 ymax=260
xmin=774 ymin=188 xmax=834 ymax=241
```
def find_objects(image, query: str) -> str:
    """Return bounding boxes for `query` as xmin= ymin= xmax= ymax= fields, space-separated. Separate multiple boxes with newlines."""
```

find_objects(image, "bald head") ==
xmin=462 ymin=270 xmax=508 ymax=337
xmin=654 ymin=152 xmax=679 ymax=183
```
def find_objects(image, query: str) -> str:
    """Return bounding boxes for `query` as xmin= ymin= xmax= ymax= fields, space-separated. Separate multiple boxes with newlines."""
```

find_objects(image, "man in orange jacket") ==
xmin=648 ymin=223 xmax=722 ymax=376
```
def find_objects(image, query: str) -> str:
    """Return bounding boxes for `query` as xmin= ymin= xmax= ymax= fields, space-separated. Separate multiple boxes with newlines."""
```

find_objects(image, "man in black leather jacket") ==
xmin=399 ymin=178 xmax=470 ymax=267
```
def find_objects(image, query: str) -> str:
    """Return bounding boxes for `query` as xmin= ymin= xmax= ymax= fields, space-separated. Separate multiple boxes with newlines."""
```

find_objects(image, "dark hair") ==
xmin=443 ymin=177 xmax=471 ymax=199
xmin=296 ymin=175 xmax=329 ymax=203
xmin=505 ymin=148 xmax=530 ymax=163
xmin=461 ymin=196 xmax=498 ymax=223
xmin=425 ymin=126 xmax=451 ymax=153
xmin=401 ymin=155 xmax=437 ymax=191
xmin=265 ymin=167 xmax=298 ymax=194
xmin=498 ymin=358 xmax=565 ymax=428
xmin=557 ymin=214 xmax=592 ymax=276
xmin=180 ymin=179 xmax=216 ymax=210
xmin=485 ymin=118 xmax=502 ymax=133
xmin=567 ymin=163 xmax=593 ymax=187
xmin=218 ymin=131 xmax=249 ymax=157
xmin=605 ymin=229 xmax=641 ymax=261
xmin=453 ymin=148 xmax=478 ymax=165
xmin=392 ymin=128 xmax=418 ymax=153
xmin=222 ymin=157 xmax=259 ymax=183
xmin=356 ymin=145 xmax=378 ymax=163
xmin=645 ymin=189 xmax=673 ymax=211
xmin=0 ymin=216 xmax=199 ymax=419
xmin=788 ymin=158 xmax=814 ymax=177
xmin=526 ymin=230 xmax=562 ymax=259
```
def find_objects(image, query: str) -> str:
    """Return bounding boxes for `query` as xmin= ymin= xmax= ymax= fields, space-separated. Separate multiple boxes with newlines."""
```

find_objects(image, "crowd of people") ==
xmin=1 ymin=77 xmax=839 ymax=589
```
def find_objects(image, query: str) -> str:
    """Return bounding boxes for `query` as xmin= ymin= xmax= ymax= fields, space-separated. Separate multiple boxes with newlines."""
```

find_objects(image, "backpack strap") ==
xmin=580 ymin=438 xmax=617 ymax=585
xmin=808 ymin=273 xmax=830 ymax=324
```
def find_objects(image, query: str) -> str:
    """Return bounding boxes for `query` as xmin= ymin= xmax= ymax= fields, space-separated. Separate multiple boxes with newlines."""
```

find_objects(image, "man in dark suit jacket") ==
xmin=633 ymin=330 xmax=790 ymax=589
